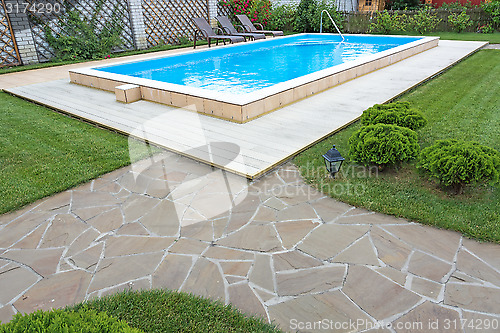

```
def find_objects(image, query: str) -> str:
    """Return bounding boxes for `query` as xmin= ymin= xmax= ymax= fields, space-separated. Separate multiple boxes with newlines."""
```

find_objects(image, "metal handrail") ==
xmin=320 ymin=10 xmax=345 ymax=41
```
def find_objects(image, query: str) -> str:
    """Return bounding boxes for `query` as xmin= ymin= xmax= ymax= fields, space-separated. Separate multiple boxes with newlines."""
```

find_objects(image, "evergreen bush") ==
xmin=360 ymin=102 xmax=427 ymax=130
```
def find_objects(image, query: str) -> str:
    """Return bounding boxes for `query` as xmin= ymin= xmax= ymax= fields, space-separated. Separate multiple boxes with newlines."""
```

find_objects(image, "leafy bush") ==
xmin=268 ymin=4 xmax=297 ymax=31
xmin=385 ymin=0 xmax=420 ymax=10
xmin=406 ymin=6 xmax=441 ymax=34
xmin=349 ymin=124 xmax=420 ymax=168
xmin=419 ymin=140 xmax=500 ymax=194
xmin=360 ymin=102 xmax=427 ymax=130
xmin=448 ymin=10 xmax=473 ymax=33
xmin=370 ymin=10 xmax=406 ymax=34
xmin=0 ymin=308 xmax=141 ymax=333
xmin=219 ymin=0 xmax=271 ymax=27
xmin=44 ymin=2 xmax=124 ymax=61
xmin=477 ymin=23 xmax=495 ymax=33
xmin=482 ymin=0 xmax=500 ymax=29
xmin=294 ymin=0 xmax=343 ymax=33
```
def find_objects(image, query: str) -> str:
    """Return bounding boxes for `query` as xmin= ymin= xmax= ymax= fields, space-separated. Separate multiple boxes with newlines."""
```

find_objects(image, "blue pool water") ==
xmin=96 ymin=34 xmax=420 ymax=95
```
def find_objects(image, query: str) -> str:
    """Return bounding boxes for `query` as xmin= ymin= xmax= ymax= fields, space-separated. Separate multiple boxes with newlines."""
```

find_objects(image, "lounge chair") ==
xmin=191 ymin=17 xmax=245 ymax=48
xmin=215 ymin=16 xmax=265 ymax=41
xmin=236 ymin=15 xmax=284 ymax=37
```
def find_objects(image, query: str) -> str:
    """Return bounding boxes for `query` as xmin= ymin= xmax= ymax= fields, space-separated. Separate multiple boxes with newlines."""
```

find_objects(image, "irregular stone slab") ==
xmin=212 ymin=218 xmax=229 ymax=239
xmin=0 ymin=209 xmax=26 ymax=226
xmin=394 ymin=301 xmax=461 ymax=333
xmin=268 ymin=291 xmax=373 ymax=332
xmin=182 ymin=258 xmax=225 ymax=301
xmin=1 ymin=248 xmax=64 ymax=277
xmin=263 ymin=197 xmax=287 ymax=211
xmin=203 ymin=246 xmax=253 ymax=260
xmin=375 ymin=266 xmax=407 ymax=286
xmin=87 ymin=208 xmax=123 ymax=233
xmin=14 ymin=270 xmax=91 ymax=313
xmin=118 ymin=172 xmax=151 ymax=194
xmin=105 ymin=236 xmax=174 ymax=257
xmin=383 ymin=224 xmax=461 ymax=263
xmin=410 ymin=276 xmax=442 ymax=300
xmin=273 ymin=251 xmax=323 ymax=272
xmin=252 ymin=206 xmax=277 ymax=222
xmin=462 ymin=310 xmax=500 ymax=333
xmin=343 ymin=265 xmax=421 ymax=320
xmin=224 ymin=211 xmax=253 ymax=235
xmin=277 ymin=203 xmax=318 ymax=222
xmin=310 ymin=198 xmax=352 ymax=223
xmin=298 ymin=224 xmax=370 ymax=260
xmin=276 ymin=266 xmax=345 ymax=296
xmin=116 ymin=222 xmax=150 ymax=236
xmin=332 ymin=236 xmax=380 ymax=266
xmin=249 ymin=173 xmax=284 ymax=193
xmin=217 ymin=224 xmax=282 ymax=252
xmin=71 ymin=191 xmax=119 ymax=210
xmin=444 ymin=283 xmax=500 ymax=313
xmin=275 ymin=185 xmax=323 ymax=206
xmin=408 ymin=251 xmax=452 ymax=282
xmin=168 ymin=238 xmax=208 ymax=255
xmin=88 ymin=252 xmax=163 ymax=293
xmin=189 ymin=192 xmax=235 ymax=222
xmin=152 ymin=254 xmax=193 ymax=290
xmin=0 ymin=306 xmax=16 ymax=324
xmin=254 ymin=288 xmax=275 ymax=302
xmin=32 ymin=192 xmax=72 ymax=213
xmin=72 ymin=206 xmax=115 ymax=222
xmin=228 ymin=283 xmax=266 ymax=318
xmin=231 ymin=193 xmax=261 ymax=215
xmin=275 ymin=220 xmax=317 ymax=249
xmin=12 ymin=221 xmax=48 ymax=249
xmin=139 ymin=200 xmax=180 ymax=236
xmin=371 ymin=227 xmax=412 ymax=270
xmin=68 ymin=243 xmax=103 ymax=271
xmin=101 ymin=278 xmax=151 ymax=298
xmin=40 ymin=214 xmax=88 ymax=248
xmin=449 ymin=270 xmax=484 ymax=284
xmin=456 ymin=249 xmax=500 ymax=287
xmin=0 ymin=213 xmax=49 ymax=248
xmin=122 ymin=194 xmax=159 ymax=224
xmin=0 ymin=263 xmax=39 ymax=304
xmin=462 ymin=238 xmax=500 ymax=271
xmin=145 ymin=179 xmax=171 ymax=198
xmin=249 ymin=254 xmax=274 ymax=292
xmin=65 ymin=228 xmax=100 ymax=257
xmin=220 ymin=261 xmax=252 ymax=277
xmin=92 ymin=178 xmax=121 ymax=193
xmin=180 ymin=222 xmax=213 ymax=241
xmin=226 ymin=276 xmax=246 ymax=284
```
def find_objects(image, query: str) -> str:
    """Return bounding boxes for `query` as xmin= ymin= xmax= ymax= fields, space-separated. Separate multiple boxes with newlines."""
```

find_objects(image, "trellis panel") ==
xmin=0 ymin=0 xmax=21 ymax=67
xmin=142 ymin=0 xmax=209 ymax=47
xmin=25 ymin=0 xmax=135 ymax=62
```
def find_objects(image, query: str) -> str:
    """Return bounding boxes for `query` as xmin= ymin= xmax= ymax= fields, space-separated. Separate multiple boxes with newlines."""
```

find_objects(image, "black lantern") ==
xmin=322 ymin=145 xmax=345 ymax=178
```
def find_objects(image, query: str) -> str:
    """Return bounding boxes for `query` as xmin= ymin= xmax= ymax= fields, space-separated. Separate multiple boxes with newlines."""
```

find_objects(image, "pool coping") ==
xmin=68 ymin=34 xmax=439 ymax=123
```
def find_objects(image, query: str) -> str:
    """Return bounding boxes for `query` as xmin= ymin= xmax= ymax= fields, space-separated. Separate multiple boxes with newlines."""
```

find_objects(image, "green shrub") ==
xmin=360 ymin=102 xmax=427 ymax=130
xmin=294 ymin=0 xmax=343 ymax=33
xmin=477 ymin=23 xmax=495 ymax=33
xmin=349 ymin=124 xmax=420 ymax=168
xmin=0 ymin=308 xmax=141 ymax=333
xmin=419 ymin=140 xmax=500 ymax=194
xmin=370 ymin=10 xmax=407 ymax=34
xmin=482 ymin=0 xmax=500 ymax=29
xmin=44 ymin=2 xmax=124 ymax=60
xmin=448 ymin=10 xmax=473 ymax=33
xmin=219 ymin=0 xmax=271 ymax=27
xmin=268 ymin=4 xmax=297 ymax=31
xmin=406 ymin=6 xmax=441 ymax=34
xmin=385 ymin=0 xmax=420 ymax=10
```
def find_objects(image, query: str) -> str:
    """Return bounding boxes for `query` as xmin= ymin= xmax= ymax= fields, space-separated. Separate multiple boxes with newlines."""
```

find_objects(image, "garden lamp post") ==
xmin=322 ymin=145 xmax=345 ymax=178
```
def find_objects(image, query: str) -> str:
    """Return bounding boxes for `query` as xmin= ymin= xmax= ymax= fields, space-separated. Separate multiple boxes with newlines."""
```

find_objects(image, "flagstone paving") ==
xmin=0 ymin=152 xmax=499 ymax=332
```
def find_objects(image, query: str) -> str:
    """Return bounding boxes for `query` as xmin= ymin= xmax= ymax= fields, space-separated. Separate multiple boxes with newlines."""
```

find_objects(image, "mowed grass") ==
xmin=0 ymin=92 xmax=158 ymax=214
xmin=295 ymin=50 xmax=500 ymax=243
xmin=68 ymin=290 xmax=281 ymax=333
xmin=417 ymin=31 xmax=500 ymax=43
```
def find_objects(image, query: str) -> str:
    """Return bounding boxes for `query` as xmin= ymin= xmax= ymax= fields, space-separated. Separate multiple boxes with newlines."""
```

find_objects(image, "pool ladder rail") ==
xmin=320 ymin=9 xmax=345 ymax=42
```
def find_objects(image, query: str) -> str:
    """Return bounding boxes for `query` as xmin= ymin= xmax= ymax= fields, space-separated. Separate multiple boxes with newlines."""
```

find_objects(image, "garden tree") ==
xmin=482 ymin=0 xmax=500 ymax=30
xmin=349 ymin=124 xmax=420 ymax=170
xmin=448 ymin=9 xmax=473 ymax=33
xmin=360 ymin=101 xmax=427 ymax=130
xmin=419 ymin=140 xmax=500 ymax=194
xmin=294 ymin=0 xmax=342 ymax=32
xmin=385 ymin=0 xmax=420 ymax=10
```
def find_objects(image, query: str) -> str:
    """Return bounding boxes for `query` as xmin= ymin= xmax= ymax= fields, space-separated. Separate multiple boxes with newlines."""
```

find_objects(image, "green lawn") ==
xmin=295 ymin=49 xmax=500 ymax=243
xmin=0 ymin=92 xmax=158 ymax=214
xmin=414 ymin=31 xmax=500 ymax=43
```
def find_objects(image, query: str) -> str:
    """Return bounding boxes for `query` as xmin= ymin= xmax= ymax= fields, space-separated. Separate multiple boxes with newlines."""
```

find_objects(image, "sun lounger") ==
xmin=215 ymin=16 xmax=265 ymax=41
xmin=236 ymin=15 xmax=284 ymax=37
xmin=192 ymin=17 xmax=245 ymax=48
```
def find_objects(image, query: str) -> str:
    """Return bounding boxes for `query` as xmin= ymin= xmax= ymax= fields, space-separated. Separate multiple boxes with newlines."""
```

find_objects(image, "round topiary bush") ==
xmin=0 ymin=308 xmax=141 ymax=333
xmin=419 ymin=140 xmax=500 ymax=194
xmin=361 ymin=101 xmax=427 ymax=130
xmin=349 ymin=124 xmax=420 ymax=168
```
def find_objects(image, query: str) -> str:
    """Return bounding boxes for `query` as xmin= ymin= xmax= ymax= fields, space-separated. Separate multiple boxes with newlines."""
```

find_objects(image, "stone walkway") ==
xmin=1 ymin=152 xmax=499 ymax=332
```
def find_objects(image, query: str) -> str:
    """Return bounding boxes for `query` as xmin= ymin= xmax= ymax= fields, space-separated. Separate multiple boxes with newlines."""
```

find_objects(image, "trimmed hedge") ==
xmin=0 ymin=308 xmax=141 ymax=333
xmin=419 ymin=139 xmax=500 ymax=194
xmin=349 ymin=124 xmax=420 ymax=168
xmin=360 ymin=101 xmax=427 ymax=130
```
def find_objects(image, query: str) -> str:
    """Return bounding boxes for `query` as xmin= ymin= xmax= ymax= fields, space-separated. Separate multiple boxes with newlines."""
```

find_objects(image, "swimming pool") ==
xmin=69 ymin=34 xmax=439 ymax=122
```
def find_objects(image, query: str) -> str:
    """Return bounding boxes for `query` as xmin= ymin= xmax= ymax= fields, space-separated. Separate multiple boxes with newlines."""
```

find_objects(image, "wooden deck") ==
xmin=5 ymin=40 xmax=486 ymax=179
